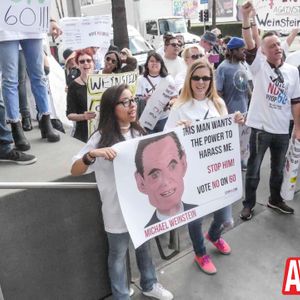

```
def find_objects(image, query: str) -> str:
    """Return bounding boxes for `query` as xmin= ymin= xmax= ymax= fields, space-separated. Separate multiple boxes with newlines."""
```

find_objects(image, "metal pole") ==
xmin=66 ymin=0 xmax=81 ymax=17
xmin=0 ymin=182 xmax=97 ymax=189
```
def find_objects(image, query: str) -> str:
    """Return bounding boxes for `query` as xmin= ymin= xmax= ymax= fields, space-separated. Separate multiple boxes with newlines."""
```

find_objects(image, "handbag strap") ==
xmin=146 ymin=76 xmax=156 ymax=91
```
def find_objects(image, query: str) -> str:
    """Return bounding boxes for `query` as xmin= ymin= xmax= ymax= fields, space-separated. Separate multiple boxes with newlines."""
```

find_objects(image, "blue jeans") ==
xmin=243 ymin=128 xmax=289 ymax=208
xmin=18 ymin=50 xmax=30 ymax=118
xmin=107 ymin=232 xmax=157 ymax=300
xmin=0 ymin=93 xmax=13 ymax=155
xmin=0 ymin=39 xmax=49 ymax=122
xmin=188 ymin=205 xmax=233 ymax=256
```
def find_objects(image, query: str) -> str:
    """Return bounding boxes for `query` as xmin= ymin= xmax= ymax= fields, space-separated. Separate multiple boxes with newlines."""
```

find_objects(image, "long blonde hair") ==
xmin=177 ymin=59 xmax=225 ymax=116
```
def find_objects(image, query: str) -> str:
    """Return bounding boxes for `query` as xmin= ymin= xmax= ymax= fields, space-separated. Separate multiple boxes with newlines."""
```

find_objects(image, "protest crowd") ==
xmin=1 ymin=1 xmax=300 ymax=299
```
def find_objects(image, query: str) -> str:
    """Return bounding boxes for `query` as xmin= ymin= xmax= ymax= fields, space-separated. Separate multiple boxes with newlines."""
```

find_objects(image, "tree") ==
xmin=111 ymin=0 xmax=129 ymax=49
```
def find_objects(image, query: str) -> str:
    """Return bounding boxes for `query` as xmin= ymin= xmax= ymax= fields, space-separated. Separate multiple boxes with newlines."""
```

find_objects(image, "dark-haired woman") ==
xmin=71 ymin=84 xmax=173 ymax=300
xmin=66 ymin=48 xmax=96 ymax=142
xmin=101 ymin=50 xmax=122 ymax=74
xmin=136 ymin=51 xmax=177 ymax=133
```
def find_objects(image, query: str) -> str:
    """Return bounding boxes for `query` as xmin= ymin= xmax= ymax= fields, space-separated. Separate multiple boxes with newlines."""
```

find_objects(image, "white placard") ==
xmin=281 ymin=139 xmax=300 ymax=201
xmin=253 ymin=0 xmax=300 ymax=31
xmin=113 ymin=115 xmax=243 ymax=248
xmin=139 ymin=77 xmax=176 ymax=130
xmin=0 ymin=0 xmax=51 ymax=33
xmin=60 ymin=16 xmax=112 ymax=50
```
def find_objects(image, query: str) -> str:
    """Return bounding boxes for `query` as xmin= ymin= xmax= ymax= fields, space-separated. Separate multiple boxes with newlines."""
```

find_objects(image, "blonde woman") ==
xmin=175 ymin=44 xmax=205 ymax=94
xmin=165 ymin=59 xmax=243 ymax=275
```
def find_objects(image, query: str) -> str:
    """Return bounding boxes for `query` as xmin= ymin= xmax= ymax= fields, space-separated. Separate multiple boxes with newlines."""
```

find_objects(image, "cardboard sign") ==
xmin=0 ymin=0 xmax=51 ymax=33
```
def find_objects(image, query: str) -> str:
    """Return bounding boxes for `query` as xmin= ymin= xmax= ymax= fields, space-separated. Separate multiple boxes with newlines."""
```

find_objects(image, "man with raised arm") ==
xmin=239 ymin=1 xmax=300 ymax=220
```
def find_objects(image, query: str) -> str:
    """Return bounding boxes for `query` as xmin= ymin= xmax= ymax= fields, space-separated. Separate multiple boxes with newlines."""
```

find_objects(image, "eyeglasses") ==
xmin=190 ymin=54 xmax=204 ymax=60
xmin=191 ymin=75 xmax=212 ymax=82
xmin=167 ymin=43 xmax=180 ymax=48
xmin=79 ymin=59 xmax=92 ymax=64
xmin=120 ymin=51 xmax=127 ymax=55
xmin=116 ymin=97 xmax=137 ymax=107
xmin=106 ymin=56 xmax=117 ymax=65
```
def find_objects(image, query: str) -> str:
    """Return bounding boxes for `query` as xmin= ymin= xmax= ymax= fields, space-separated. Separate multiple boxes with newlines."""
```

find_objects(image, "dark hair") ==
xmin=74 ymin=48 xmax=94 ymax=65
xmin=135 ymin=132 xmax=184 ymax=177
xmin=97 ymin=84 xmax=145 ymax=147
xmin=143 ymin=51 xmax=168 ymax=78
xmin=104 ymin=50 xmax=122 ymax=72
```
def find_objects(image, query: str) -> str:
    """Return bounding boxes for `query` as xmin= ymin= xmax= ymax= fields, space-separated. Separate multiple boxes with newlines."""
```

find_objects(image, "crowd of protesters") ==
xmin=1 ymin=1 xmax=300 ymax=299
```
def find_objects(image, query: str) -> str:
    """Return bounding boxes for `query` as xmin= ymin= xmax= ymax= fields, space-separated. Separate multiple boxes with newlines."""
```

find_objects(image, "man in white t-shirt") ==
xmin=162 ymin=36 xmax=186 ymax=79
xmin=240 ymin=2 xmax=300 ymax=220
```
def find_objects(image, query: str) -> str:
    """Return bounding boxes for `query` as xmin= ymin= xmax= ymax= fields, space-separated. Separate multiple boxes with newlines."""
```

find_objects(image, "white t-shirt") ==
xmin=286 ymin=50 xmax=300 ymax=68
xmin=136 ymin=74 xmax=177 ymax=120
xmin=0 ymin=30 xmax=43 ymax=42
xmin=163 ymin=56 xmax=186 ymax=79
xmin=165 ymin=97 xmax=227 ymax=130
xmin=246 ymin=47 xmax=300 ymax=134
xmin=174 ymin=71 xmax=186 ymax=94
xmin=72 ymin=130 xmax=141 ymax=234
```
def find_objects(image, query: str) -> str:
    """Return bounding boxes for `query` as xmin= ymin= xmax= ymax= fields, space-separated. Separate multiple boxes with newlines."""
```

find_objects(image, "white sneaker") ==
xmin=129 ymin=287 xmax=134 ymax=296
xmin=142 ymin=283 xmax=174 ymax=300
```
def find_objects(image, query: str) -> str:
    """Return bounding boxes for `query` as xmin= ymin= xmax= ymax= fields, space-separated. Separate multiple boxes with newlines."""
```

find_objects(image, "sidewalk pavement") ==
xmin=124 ymin=150 xmax=300 ymax=300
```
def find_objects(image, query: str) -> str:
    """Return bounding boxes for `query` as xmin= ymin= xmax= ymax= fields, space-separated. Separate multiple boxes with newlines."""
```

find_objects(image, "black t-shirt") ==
xmin=66 ymin=81 xmax=88 ymax=142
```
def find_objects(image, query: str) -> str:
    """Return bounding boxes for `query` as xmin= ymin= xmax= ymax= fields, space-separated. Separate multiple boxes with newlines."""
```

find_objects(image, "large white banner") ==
xmin=253 ymin=0 xmax=300 ymax=31
xmin=113 ymin=115 xmax=243 ymax=248
xmin=0 ymin=0 xmax=51 ymax=33
xmin=60 ymin=16 xmax=112 ymax=50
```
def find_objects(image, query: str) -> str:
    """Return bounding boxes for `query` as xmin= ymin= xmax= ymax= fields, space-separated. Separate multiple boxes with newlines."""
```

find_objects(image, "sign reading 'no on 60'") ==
xmin=0 ymin=0 xmax=51 ymax=33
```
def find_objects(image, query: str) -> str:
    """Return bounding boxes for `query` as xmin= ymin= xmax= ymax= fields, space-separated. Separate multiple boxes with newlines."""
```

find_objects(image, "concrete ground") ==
xmin=124 ymin=151 xmax=300 ymax=300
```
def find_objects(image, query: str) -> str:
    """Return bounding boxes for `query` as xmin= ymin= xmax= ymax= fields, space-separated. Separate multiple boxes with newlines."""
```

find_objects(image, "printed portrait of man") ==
xmin=134 ymin=131 xmax=198 ymax=228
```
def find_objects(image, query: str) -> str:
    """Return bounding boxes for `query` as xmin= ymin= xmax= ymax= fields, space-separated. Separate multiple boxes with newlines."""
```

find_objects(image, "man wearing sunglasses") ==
xmin=239 ymin=2 xmax=300 ymax=220
xmin=163 ymin=36 xmax=186 ymax=79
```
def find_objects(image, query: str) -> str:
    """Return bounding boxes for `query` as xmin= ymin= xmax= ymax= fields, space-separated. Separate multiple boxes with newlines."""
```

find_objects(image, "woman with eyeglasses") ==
xmin=66 ymin=48 xmax=96 ymax=142
xmin=165 ymin=59 xmax=243 ymax=275
xmin=101 ymin=50 xmax=122 ymax=74
xmin=136 ymin=51 xmax=177 ymax=133
xmin=175 ymin=44 xmax=205 ymax=94
xmin=71 ymin=84 xmax=174 ymax=300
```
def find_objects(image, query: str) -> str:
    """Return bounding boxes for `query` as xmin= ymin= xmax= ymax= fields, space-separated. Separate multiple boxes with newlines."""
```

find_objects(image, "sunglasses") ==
xmin=79 ymin=59 xmax=92 ymax=64
xmin=190 ymin=54 xmax=204 ymax=60
xmin=120 ymin=51 xmax=127 ymax=55
xmin=116 ymin=97 xmax=137 ymax=108
xmin=191 ymin=75 xmax=212 ymax=82
xmin=106 ymin=56 xmax=117 ymax=65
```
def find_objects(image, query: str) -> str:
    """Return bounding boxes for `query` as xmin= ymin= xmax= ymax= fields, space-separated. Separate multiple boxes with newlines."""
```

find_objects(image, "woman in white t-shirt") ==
xmin=136 ymin=51 xmax=177 ymax=133
xmin=71 ymin=84 xmax=173 ymax=300
xmin=165 ymin=59 xmax=243 ymax=275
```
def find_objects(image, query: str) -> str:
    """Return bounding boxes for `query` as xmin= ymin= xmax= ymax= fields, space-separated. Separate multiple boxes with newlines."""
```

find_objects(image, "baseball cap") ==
xmin=201 ymin=31 xmax=217 ymax=45
xmin=227 ymin=37 xmax=245 ymax=49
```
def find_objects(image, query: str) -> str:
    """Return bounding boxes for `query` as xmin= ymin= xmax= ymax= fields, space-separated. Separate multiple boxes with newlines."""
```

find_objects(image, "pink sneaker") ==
xmin=205 ymin=232 xmax=231 ymax=255
xmin=194 ymin=255 xmax=217 ymax=275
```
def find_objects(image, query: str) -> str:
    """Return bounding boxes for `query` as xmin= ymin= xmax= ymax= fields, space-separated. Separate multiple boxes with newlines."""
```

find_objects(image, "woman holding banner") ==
xmin=66 ymin=48 xmax=96 ymax=142
xmin=136 ymin=51 xmax=177 ymax=133
xmin=71 ymin=84 xmax=173 ymax=300
xmin=165 ymin=59 xmax=244 ymax=275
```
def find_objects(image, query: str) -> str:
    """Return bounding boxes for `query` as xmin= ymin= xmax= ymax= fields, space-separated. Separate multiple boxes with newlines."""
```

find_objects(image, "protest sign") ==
xmin=113 ymin=115 xmax=243 ymax=248
xmin=60 ymin=16 xmax=112 ymax=50
xmin=281 ymin=139 xmax=300 ymax=201
xmin=253 ymin=0 xmax=300 ymax=31
xmin=139 ymin=77 xmax=176 ymax=130
xmin=87 ymin=71 xmax=139 ymax=136
xmin=0 ymin=0 xmax=51 ymax=33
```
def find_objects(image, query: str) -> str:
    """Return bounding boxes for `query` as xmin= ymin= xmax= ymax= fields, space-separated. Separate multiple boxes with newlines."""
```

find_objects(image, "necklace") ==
xmin=80 ymin=76 xmax=87 ymax=85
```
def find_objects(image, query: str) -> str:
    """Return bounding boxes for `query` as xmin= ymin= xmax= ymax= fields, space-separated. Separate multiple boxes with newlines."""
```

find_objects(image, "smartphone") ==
xmin=208 ymin=54 xmax=220 ymax=64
